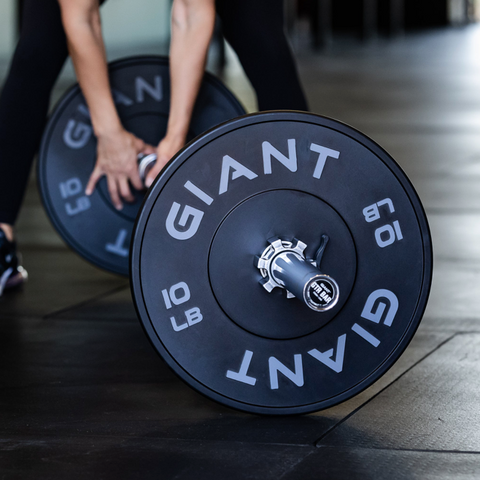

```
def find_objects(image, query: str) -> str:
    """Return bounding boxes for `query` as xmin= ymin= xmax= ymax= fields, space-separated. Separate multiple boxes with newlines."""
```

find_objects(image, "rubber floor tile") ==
xmin=319 ymin=334 xmax=480 ymax=452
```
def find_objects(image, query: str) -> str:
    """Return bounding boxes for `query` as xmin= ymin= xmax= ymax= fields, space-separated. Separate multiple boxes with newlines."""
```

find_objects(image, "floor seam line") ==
xmin=0 ymin=433 xmax=316 ymax=448
xmin=277 ymin=450 xmax=318 ymax=479
xmin=313 ymin=332 xmax=459 ymax=447
xmin=42 ymin=284 xmax=129 ymax=320
xmin=316 ymin=445 xmax=480 ymax=455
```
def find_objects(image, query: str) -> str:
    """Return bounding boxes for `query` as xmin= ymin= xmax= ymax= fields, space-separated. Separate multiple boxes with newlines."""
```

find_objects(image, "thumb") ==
xmin=143 ymin=144 xmax=157 ymax=155
xmin=135 ymin=136 xmax=146 ymax=151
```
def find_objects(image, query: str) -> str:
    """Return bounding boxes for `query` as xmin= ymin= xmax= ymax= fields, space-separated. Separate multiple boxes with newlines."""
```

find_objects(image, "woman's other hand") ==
xmin=86 ymin=127 xmax=155 ymax=210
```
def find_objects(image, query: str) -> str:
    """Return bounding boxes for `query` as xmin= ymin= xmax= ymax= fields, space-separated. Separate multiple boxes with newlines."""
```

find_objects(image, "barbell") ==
xmin=38 ymin=57 xmax=432 ymax=414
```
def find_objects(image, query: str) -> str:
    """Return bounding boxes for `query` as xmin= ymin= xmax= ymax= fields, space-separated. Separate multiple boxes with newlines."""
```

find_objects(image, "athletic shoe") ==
xmin=0 ymin=229 xmax=28 ymax=296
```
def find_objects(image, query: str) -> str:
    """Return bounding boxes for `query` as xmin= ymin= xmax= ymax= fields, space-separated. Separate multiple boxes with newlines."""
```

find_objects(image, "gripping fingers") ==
xmin=145 ymin=168 xmax=156 ymax=189
xmin=119 ymin=177 xmax=135 ymax=203
xmin=85 ymin=167 xmax=103 ymax=196
xmin=107 ymin=176 xmax=123 ymax=210
xmin=145 ymin=160 xmax=164 ymax=188
xmin=129 ymin=169 xmax=144 ymax=192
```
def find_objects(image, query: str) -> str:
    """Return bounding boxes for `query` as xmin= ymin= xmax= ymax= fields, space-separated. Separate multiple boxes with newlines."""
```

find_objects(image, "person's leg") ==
xmin=216 ymin=0 xmax=308 ymax=112
xmin=0 ymin=0 xmax=69 ymax=293
xmin=0 ymin=0 xmax=69 ymax=232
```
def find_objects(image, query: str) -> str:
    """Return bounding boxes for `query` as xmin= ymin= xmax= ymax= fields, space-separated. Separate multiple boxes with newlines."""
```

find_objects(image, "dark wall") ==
xmin=403 ymin=0 xmax=449 ymax=28
xmin=297 ymin=0 xmax=450 ymax=35
xmin=17 ymin=0 xmax=23 ymax=34
xmin=331 ymin=0 xmax=449 ymax=30
xmin=331 ymin=0 xmax=365 ymax=31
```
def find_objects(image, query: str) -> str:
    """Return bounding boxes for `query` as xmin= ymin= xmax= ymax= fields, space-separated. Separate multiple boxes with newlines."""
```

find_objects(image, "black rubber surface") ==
xmin=131 ymin=111 xmax=433 ymax=415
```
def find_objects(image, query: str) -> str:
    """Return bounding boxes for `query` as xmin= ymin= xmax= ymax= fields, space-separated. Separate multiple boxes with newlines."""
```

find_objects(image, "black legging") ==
xmin=0 ymin=0 xmax=68 ymax=225
xmin=0 ymin=0 xmax=308 ymax=225
xmin=216 ymin=0 xmax=308 ymax=112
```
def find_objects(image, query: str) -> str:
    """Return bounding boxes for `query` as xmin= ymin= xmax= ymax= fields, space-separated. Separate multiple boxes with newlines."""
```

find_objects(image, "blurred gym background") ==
xmin=2 ymin=3 xmax=480 ymax=475
xmin=1 ymin=0 xmax=479 ymax=112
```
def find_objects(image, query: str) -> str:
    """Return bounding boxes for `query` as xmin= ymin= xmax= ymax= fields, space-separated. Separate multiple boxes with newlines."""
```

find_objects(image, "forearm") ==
xmin=167 ymin=0 xmax=216 ymax=142
xmin=58 ymin=0 xmax=121 ymax=137
xmin=58 ymin=0 xmax=149 ymax=207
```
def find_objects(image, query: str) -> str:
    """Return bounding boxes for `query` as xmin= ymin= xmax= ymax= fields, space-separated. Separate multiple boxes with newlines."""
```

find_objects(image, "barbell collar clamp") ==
xmin=138 ymin=153 xmax=157 ymax=181
xmin=256 ymin=236 xmax=340 ymax=311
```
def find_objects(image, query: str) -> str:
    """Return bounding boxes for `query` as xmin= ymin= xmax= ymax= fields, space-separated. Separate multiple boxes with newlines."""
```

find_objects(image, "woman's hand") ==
xmin=59 ymin=0 xmax=157 ymax=208
xmin=86 ymin=127 xmax=155 ymax=210
xmin=145 ymin=133 xmax=186 ymax=188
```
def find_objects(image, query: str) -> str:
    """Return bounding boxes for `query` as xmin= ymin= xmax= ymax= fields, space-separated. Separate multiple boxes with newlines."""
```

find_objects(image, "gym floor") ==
xmin=2 ymin=25 xmax=480 ymax=479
